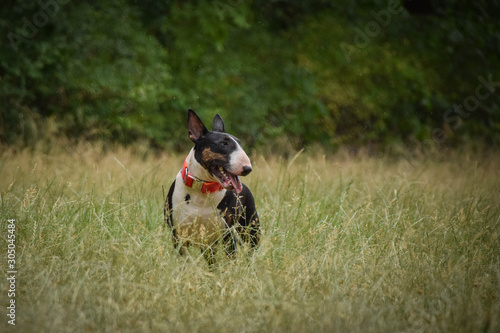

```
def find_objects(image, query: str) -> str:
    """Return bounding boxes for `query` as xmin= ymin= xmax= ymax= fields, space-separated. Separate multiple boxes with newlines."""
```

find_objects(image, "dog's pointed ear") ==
xmin=212 ymin=114 xmax=225 ymax=133
xmin=187 ymin=109 xmax=208 ymax=142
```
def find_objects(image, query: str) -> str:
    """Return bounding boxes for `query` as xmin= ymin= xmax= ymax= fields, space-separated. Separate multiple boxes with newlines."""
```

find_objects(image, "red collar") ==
xmin=181 ymin=155 xmax=222 ymax=194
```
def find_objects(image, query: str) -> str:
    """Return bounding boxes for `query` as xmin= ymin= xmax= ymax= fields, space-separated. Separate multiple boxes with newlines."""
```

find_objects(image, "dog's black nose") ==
xmin=241 ymin=165 xmax=252 ymax=176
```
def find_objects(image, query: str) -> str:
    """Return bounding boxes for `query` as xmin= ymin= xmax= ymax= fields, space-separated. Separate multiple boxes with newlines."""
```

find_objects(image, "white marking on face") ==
xmin=228 ymin=137 xmax=251 ymax=175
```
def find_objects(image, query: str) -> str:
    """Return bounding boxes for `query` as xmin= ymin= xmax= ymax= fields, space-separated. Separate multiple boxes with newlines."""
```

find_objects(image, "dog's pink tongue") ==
xmin=229 ymin=174 xmax=243 ymax=193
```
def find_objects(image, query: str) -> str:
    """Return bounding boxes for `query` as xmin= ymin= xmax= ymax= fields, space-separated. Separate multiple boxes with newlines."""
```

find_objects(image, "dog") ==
xmin=164 ymin=109 xmax=261 ymax=265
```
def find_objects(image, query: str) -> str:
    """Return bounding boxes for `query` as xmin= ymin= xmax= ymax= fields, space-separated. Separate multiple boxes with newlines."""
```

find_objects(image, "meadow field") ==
xmin=1 ymin=145 xmax=499 ymax=332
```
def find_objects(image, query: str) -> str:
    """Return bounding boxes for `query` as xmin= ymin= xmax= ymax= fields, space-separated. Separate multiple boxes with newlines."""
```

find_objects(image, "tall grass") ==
xmin=1 ymin=145 xmax=499 ymax=332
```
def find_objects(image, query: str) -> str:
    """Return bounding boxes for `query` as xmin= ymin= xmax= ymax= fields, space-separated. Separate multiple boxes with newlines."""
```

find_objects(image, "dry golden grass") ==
xmin=1 ymin=144 xmax=499 ymax=332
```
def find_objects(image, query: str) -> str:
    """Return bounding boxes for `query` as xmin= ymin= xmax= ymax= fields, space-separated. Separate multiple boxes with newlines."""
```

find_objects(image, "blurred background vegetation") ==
xmin=1 ymin=0 xmax=499 ymax=153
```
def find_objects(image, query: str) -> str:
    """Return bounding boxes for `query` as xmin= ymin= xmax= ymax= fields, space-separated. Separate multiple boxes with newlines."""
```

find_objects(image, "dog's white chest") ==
xmin=171 ymin=172 xmax=227 ymax=246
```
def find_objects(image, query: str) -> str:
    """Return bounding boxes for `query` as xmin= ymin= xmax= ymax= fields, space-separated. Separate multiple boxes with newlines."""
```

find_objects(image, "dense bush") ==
xmin=1 ymin=0 xmax=499 ymax=151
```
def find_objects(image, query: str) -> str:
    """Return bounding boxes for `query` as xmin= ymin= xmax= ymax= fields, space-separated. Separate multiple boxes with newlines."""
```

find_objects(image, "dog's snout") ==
xmin=241 ymin=165 xmax=252 ymax=176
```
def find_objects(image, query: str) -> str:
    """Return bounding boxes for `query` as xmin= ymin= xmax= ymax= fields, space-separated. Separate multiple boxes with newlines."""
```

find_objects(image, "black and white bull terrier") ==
xmin=164 ymin=109 xmax=261 ymax=265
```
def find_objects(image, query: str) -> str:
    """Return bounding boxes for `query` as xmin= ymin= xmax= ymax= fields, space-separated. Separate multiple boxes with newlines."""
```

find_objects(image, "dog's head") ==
xmin=187 ymin=109 xmax=252 ymax=193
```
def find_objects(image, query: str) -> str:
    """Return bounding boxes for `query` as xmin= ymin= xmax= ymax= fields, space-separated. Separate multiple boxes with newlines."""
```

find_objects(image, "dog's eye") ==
xmin=220 ymin=141 xmax=228 ymax=146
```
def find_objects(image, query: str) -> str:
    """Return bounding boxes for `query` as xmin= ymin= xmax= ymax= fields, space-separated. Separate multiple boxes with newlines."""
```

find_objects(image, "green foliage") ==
xmin=1 ymin=1 xmax=178 ymax=147
xmin=1 ymin=0 xmax=499 ymax=150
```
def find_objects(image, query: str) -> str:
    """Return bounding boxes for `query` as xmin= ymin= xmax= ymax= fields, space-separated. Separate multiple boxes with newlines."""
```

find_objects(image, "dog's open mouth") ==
xmin=211 ymin=165 xmax=243 ymax=193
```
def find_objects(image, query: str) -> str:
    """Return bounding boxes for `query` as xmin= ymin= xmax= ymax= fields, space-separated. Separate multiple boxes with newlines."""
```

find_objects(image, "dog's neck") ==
xmin=185 ymin=148 xmax=217 ymax=183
